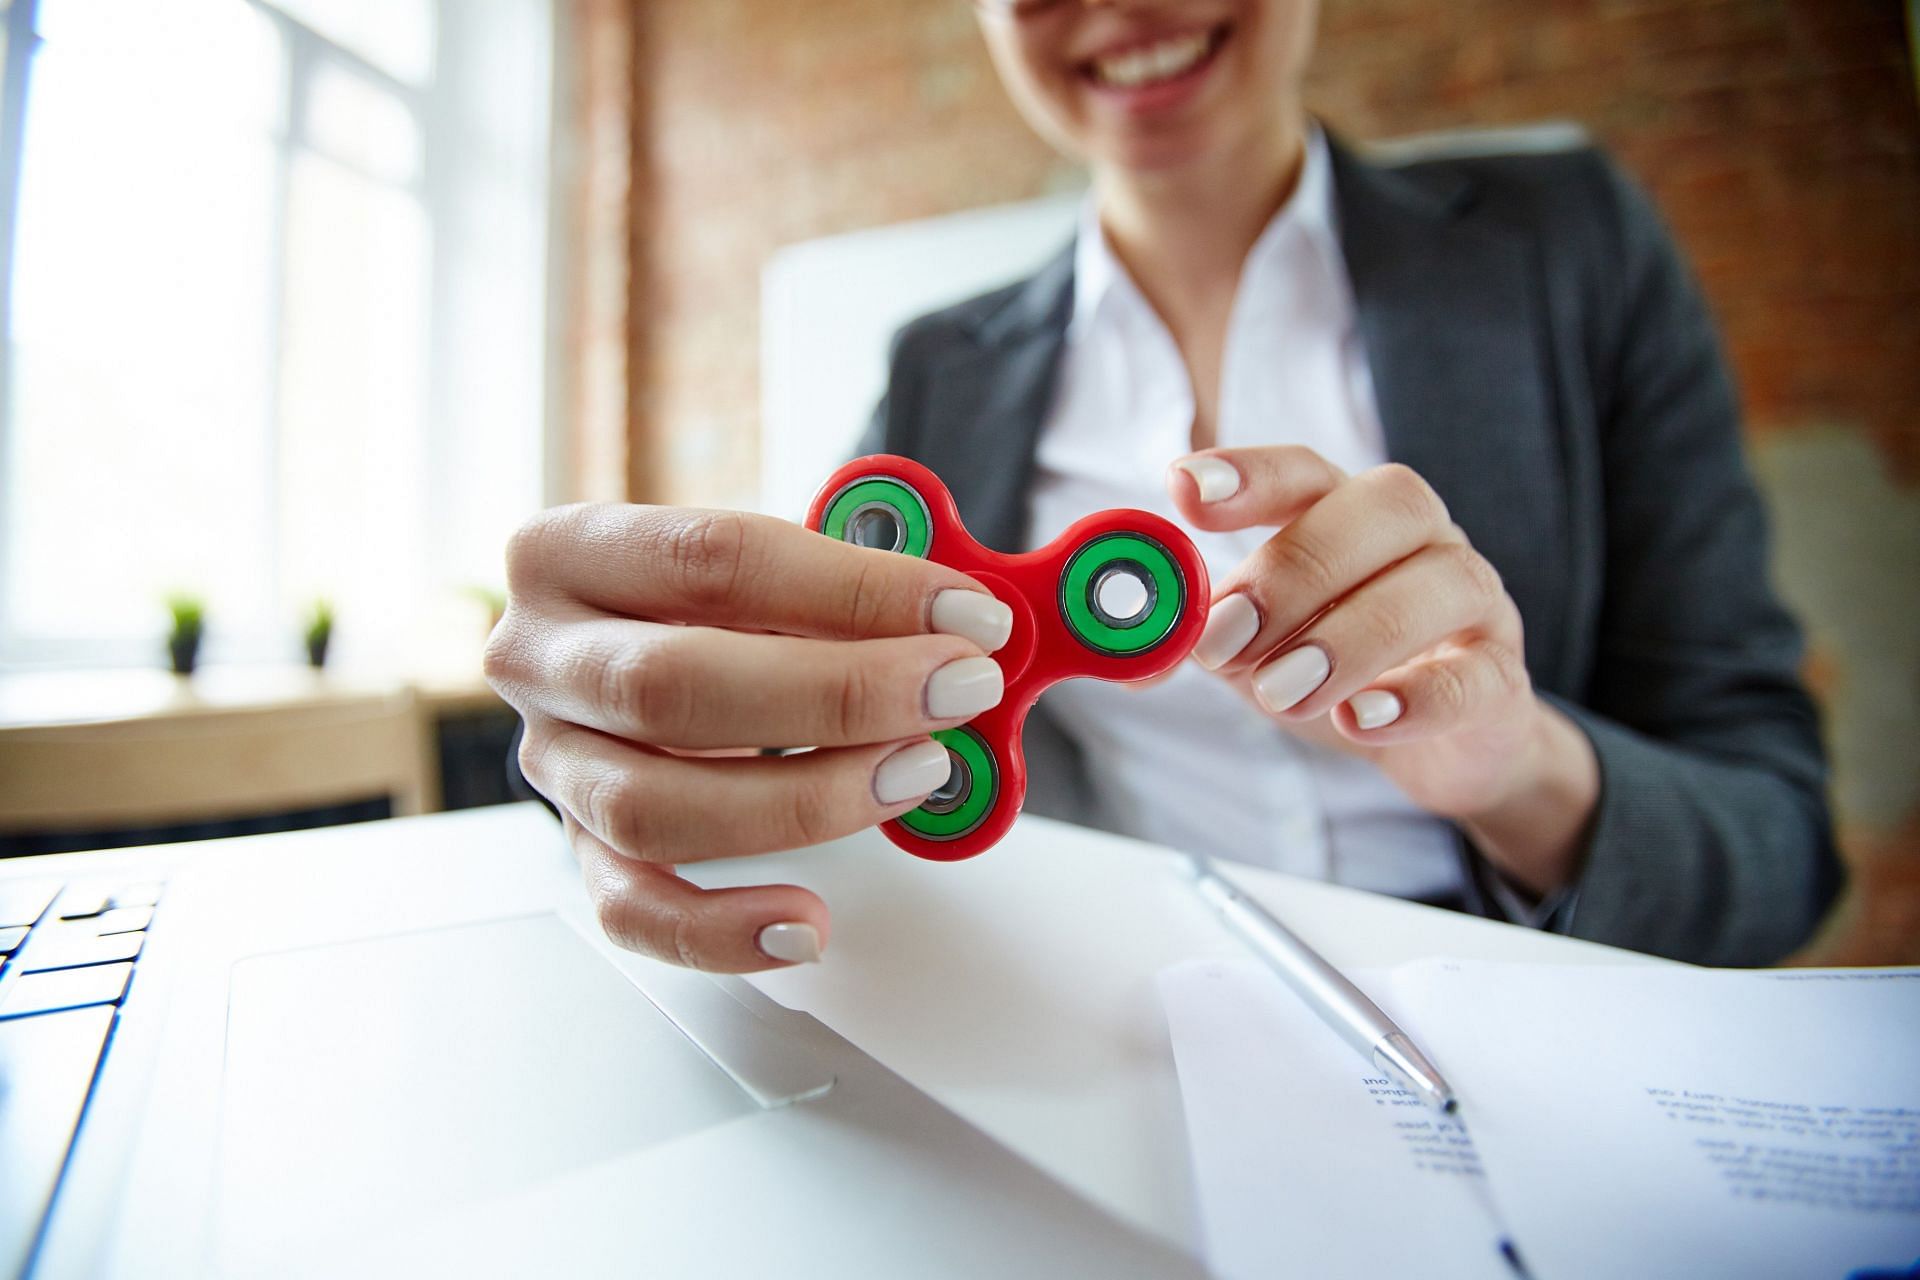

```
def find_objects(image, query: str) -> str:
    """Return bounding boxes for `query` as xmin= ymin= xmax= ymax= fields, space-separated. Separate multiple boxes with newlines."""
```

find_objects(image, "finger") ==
xmin=1243 ymin=541 xmax=1514 ymax=721
xmin=1330 ymin=638 xmax=1530 ymax=745
xmin=492 ymin=614 xmax=1002 ymax=749
xmin=1191 ymin=463 xmax=1461 ymax=673
xmin=1166 ymin=445 xmax=1347 ymax=531
xmin=528 ymin=722 xmax=953 ymax=865
xmin=566 ymin=814 xmax=831 ymax=972
xmin=504 ymin=504 xmax=1012 ymax=647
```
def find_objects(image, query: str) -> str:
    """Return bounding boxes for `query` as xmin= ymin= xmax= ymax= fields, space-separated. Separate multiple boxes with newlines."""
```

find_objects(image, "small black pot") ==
xmin=169 ymin=631 xmax=201 ymax=676
xmin=306 ymin=634 xmax=330 ymax=669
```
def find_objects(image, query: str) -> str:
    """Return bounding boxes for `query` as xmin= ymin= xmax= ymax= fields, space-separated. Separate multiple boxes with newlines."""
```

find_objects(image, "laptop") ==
xmin=0 ymin=803 xmax=1200 ymax=1278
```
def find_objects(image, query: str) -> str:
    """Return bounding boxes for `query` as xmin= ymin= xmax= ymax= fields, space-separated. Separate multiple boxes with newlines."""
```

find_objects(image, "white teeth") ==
xmin=1093 ymin=32 xmax=1213 ymax=90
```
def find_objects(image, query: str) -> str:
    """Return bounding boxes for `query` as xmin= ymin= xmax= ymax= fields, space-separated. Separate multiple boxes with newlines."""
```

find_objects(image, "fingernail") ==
xmin=1193 ymin=593 xmax=1260 ymax=670
xmin=1175 ymin=455 xmax=1242 ymax=503
xmin=1252 ymin=644 xmax=1332 ymax=714
xmin=757 ymin=921 xmax=821 ymax=964
xmin=874 ymin=737 xmax=953 ymax=804
xmin=1348 ymin=689 xmax=1404 ymax=730
xmin=925 ymin=655 xmax=1003 ymax=719
xmin=931 ymin=588 xmax=1013 ymax=653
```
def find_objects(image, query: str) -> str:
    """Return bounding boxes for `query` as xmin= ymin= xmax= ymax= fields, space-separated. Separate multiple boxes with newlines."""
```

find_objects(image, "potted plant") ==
xmin=166 ymin=594 xmax=205 ymax=675
xmin=304 ymin=599 xmax=334 ymax=669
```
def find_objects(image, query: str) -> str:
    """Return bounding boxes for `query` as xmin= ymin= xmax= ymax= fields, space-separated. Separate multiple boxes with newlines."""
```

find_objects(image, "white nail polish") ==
xmin=931 ymin=589 xmax=1013 ymax=653
xmin=1348 ymin=689 xmax=1404 ymax=730
xmin=1192 ymin=593 xmax=1260 ymax=670
xmin=1252 ymin=644 xmax=1332 ymax=714
xmin=873 ymin=738 xmax=953 ymax=804
xmin=1175 ymin=455 xmax=1242 ymax=503
xmin=757 ymin=921 xmax=821 ymax=964
xmin=925 ymin=656 xmax=1003 ymax=719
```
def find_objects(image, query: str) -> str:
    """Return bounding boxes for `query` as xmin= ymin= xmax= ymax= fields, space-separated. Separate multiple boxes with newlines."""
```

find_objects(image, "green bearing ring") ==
xmin=1059 ymin=532 xmax=1186 ymax=656
xmin=896 ymin=726 xmax=997 ymax=842
xmin=820 ymin=476 xmax=933 ymax=559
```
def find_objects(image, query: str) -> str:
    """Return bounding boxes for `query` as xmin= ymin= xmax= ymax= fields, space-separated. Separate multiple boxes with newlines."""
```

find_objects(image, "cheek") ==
xmin=980 ymin=22 xmax=1090 ymax=158
xmin=1260 ymin=0 xmax=1319 ymax=83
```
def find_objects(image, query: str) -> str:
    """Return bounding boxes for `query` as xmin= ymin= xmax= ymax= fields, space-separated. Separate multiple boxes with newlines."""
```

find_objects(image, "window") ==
xmin=0 ymin=0 xmax=552 ymax=672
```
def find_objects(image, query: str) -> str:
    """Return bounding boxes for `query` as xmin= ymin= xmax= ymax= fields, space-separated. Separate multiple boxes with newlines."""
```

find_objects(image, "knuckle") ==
xmin=784 ymin=772 xmax=842 ymax=850
xmin=1374 ymin=463 xmax=1446 ymax=529
xmin=516 ymin=722 xmax=555 ymax=788
xmin=587 ymin=859 xmax=701 ymax=968
xmin=481 ymin=614 xmax=533 ymax=694
xmin=1451 ymin=544 xmax=1505 ymax=605
xmin=667 ymin=906 xmax=704 ymax=970
xmin=830 ymin=661 xmax=873 ymax=741
xmin=839 ymin=556 xmax=894 ymax=639
xmin=595 ymin=638 xmax=695 ymax=741
xmin=1355 ymin=593 xmax=1412 ymax=657
xmin=581 ymin=765 xmax=653 ymax=861
xmin=585 ymin=860 xmax=640 ymax=951
xmin=1274 ymin=530 xmax=1341 ymax=597
xmin=1483 ymin=641 xmax=1529 ymax=696
xmin=503 ymin=504 xmax=578 ymax=589
xmin=661 ymin=509 xmax=753 ymax=609
xmin=1425 ymin=659 xmax=1472 ymax=718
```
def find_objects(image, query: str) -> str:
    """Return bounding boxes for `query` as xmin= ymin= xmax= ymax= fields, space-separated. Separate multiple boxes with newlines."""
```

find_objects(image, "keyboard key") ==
xmin=109 ymin=882 xmax=163 ymax=909
xmin=0 ymin=929 xmax=26 ymax=956
xmin=92 ymin=906 xmax=154 ymax=936
xmin=0 ymin=964 xmax=132 ymax=1019
xmin=0 ymin=881 xmax=60 ymax=929
xmin=20 ymin=928 xmax=144 ymax=974
xmin=0 ymin=1005 xmax=115 ymax=1280
xmin=57 ymin=882 xmax=163 ymax=920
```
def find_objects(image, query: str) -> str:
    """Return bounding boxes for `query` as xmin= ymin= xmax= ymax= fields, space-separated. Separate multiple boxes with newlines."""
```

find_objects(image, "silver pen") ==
xmin=1185 ymin=855 xmax=1458 ymax=1113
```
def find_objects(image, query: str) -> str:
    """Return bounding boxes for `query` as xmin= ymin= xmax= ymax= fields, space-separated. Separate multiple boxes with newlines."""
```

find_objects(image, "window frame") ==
xmin=0 ymin=0 xmax=538 ymax=670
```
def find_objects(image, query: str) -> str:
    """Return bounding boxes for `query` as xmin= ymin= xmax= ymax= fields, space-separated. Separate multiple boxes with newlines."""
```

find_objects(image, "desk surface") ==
xmin=687 ymin=812 xmax=1658 ymax=1250
xmin=20 ymin=804 xmax=1658 ymax=1256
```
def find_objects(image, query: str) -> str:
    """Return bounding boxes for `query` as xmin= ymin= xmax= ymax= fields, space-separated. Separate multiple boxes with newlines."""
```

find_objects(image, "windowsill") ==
xmin=0 ymin=662 xmax=499 ymax=731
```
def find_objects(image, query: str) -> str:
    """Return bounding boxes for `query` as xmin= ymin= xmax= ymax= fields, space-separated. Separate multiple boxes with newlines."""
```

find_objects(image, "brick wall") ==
xmin=629 ymin=0 xmax=1065 ymax=507
xmin=1309 ymin=0 xmax=1920 ymax=480
xmin=625 ymin=0 xmax=1919 ymax=503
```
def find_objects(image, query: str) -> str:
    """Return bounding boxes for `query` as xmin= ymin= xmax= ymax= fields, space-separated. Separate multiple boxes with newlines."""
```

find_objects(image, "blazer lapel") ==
xmin=1329 ymin=138 xmax=1569 ymax=681
xmin=913 ymin=245 xmax=1074 ymax=553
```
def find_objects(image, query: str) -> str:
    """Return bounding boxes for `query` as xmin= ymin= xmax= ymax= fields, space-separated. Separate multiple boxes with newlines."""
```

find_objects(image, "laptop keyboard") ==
xmin=0 ymin=877 xmax=163 ymax=1279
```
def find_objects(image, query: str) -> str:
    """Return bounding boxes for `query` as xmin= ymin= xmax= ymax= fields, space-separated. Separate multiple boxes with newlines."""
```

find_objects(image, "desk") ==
xmin=685 ymin=812 xmax=1659 ymax=1251
xmin=32 ymin=804 xmax=1661 ymax=1262
xmin=0 ymin=667 xmax=509 ymax=832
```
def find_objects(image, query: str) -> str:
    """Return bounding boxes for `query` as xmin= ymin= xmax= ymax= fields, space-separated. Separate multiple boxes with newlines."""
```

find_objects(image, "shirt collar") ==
xmin=1070 ymin=123 xmax=1342 ymax=338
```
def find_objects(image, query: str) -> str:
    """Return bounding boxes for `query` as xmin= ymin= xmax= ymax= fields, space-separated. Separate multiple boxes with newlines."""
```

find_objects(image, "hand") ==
xmin=1167 ymin=448 xmax=1598 ymax=895
xmin=484 ymin=504 xmax=1013 ymax=972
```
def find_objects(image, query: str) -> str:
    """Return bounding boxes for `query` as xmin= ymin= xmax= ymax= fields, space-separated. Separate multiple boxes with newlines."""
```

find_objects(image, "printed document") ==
xmin=1159 ymin=959 xmax=1517 ymax=1279
xmin=1163 ymin=957 xmax=1920 ymax=1280
xmin=1397 ymin=961 xmax=1920 ymax=1280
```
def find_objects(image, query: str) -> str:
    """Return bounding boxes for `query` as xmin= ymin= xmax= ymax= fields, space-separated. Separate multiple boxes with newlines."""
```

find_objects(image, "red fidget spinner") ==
xmin=806 ymin=455 xmax=1209 ymax=860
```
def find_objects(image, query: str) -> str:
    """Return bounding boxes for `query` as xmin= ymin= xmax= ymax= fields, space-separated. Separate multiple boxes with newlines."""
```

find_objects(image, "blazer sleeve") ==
xmin=1548 ymin=158 xmax=1840 ymax=966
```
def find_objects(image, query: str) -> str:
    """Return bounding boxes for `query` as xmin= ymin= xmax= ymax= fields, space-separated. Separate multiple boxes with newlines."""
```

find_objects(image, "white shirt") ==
xmin=1024 ymin=128 xmax=1464 ymax=900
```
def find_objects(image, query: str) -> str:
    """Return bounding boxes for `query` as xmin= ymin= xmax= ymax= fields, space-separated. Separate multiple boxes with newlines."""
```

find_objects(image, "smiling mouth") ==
xmin=1083 ymin=24 xmax=1230 ymax=92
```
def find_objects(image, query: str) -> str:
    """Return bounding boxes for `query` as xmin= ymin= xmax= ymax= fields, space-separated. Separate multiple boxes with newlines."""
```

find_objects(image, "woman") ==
xmin=485 ymin=0 xmax=1836 ymax=972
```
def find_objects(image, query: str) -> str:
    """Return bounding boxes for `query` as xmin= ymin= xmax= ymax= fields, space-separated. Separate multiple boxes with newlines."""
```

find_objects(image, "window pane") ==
xmin=6 ymin=0 xmax=281 ymax=646
xmin=270 ymin=0 xmax=435 ymax=87
xmin=307 ymin=60 xmax=422 ymax=186
xmin=277 ymin=153 xmax=430 ymax=668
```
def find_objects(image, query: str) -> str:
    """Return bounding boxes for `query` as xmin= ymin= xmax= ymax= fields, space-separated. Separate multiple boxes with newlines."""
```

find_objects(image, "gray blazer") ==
xmin=857 ymin=136 xmax=1839 ymax=967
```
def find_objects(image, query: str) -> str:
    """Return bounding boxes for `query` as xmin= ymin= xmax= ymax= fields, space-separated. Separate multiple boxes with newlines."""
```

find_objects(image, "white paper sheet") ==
xmin=1394 ymin=961 xmax=1920 ymax=1280
xmin=1159 ymin=958 xmax=1517 ymax=1279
